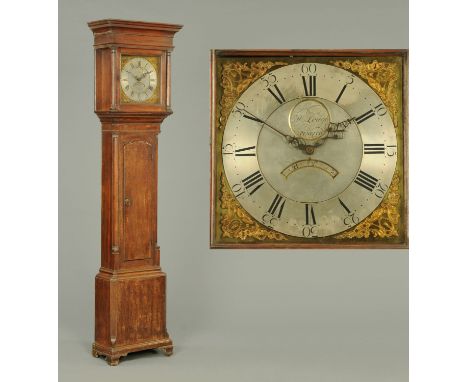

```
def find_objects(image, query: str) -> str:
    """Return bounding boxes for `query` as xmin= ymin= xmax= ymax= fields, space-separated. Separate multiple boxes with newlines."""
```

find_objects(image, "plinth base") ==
xmin=94 ymin=268 xmax=172 ymax=366
xmin=92 ymin=337 xmax=173 ymax=366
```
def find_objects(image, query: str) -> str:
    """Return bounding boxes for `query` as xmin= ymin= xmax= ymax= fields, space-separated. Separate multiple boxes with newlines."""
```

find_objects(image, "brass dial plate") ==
xmin=120 ymin=55 xmax=160 ymax=104
xmin=210 ymin=51 xmax=407 ymax=248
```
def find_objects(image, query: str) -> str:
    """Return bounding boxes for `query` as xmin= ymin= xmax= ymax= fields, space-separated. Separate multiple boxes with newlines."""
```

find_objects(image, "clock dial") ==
xmin=221 ymin=63 xmax=398 ymax=238
xmin=120 ymin=56 xmax=158 ymax=103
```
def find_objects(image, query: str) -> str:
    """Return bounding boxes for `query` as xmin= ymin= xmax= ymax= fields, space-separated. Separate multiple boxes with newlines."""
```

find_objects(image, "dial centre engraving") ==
xmin=289 ymin=99 xmax=330 ymax=141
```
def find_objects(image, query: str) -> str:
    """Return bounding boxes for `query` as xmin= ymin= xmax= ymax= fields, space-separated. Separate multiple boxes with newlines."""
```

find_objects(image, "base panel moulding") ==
xmin=92 ymin=339 xmax=173 ymax=366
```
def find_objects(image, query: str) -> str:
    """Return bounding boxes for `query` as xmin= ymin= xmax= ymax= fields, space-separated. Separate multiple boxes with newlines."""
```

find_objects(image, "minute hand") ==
xmin=241 ymin=109 xmax=288 ymax=139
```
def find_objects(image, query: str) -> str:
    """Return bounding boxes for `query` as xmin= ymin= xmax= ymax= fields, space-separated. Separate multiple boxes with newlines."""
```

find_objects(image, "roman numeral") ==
xmin=235 ymin=146 xmax=256 ymax=157
xmin=305 ymin=204 xmax=317 ymax=225
xmin=148 ymin=85 xmax=154 ymax=91
xmin=354 ymin=170 xmax=379 ymax=192
xmin=335 ymin=84 xmax=348 ymax=103
xmin=364 ymin=143 xmax=385 ymax=154
xmin=242 ymin=171 xmax=264 ymax=195
xmin=268 ymin=194 xmax=286 ymax=218
xmin=302 ymin=75 xmax=316 ymax=96
xmin=338 ymin=198 xmax=351 ymax=214
xmin=267 ymin=84 xmax=286 ymax=104
xmin=355 ymin=109 xmax=376 ymax=124
xmin=243 ymin=114 xmax=263 ymax=123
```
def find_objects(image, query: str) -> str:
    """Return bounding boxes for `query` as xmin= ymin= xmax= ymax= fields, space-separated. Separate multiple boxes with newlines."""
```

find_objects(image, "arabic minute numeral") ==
xmin=302 ymin=224 xmax=318 ymax=238
xmin=374 ymin=103 xmax=387 ymax=116
xmin=231 ymin=183 xmax=245 ymax=198
xmin=374 ymin=183 xmax=389 ymax=199
xmin=222 ymin=144 xmax=234 ymax=155
xmin=386 ymin=145 xmax=397 ymax=156
xmin=261 ymin=73 xmax=277 ymax=88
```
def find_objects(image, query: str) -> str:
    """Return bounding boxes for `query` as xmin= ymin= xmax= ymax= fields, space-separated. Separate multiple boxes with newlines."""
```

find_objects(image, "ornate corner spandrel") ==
xmin=330 ymin=59 xmax=400 ymax=129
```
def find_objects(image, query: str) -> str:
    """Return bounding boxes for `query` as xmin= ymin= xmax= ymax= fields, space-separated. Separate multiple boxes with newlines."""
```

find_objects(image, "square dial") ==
xmin=210 ymin=50 xmax=408 ymax=248
xmin=120 ymin=55 xmax=160 ymax=104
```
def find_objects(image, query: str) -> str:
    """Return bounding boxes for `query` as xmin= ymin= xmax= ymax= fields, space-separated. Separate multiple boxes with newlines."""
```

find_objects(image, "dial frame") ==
xmin=120 ymin=55 xmax=160 ymax=104
xmin=210 ymin=50 xmax=408 ymax=249
xmin=115 ymin=47 xmax=168 ymax=112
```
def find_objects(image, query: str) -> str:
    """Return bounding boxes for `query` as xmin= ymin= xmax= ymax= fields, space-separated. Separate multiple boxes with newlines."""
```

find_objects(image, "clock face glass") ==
xmin=221 ymin=63 xmax=398 ymax=238
xmin=120 ymin=56 xmax=159 ymax=103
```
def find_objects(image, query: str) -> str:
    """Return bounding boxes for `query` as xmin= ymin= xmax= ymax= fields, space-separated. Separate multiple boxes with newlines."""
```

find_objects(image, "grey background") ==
xmin=59 ymin=0 xmax=408 ymax=380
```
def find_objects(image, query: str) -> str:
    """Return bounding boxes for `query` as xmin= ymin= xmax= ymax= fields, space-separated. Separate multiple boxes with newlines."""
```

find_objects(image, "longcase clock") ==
xmin=88 ymin=19 xmax=182 ymax=366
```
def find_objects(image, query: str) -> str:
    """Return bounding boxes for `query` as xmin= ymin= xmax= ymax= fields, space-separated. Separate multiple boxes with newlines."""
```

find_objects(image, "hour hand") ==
xmin=285 ymin=135 xmax=326 ymax=155
xmin=136 ymin=71 xmax=151 ymax=81
xmin=326 ymin=118 xmax=354 ymax=139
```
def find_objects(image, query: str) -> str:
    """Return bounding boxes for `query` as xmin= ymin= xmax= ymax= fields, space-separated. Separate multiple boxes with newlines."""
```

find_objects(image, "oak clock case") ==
xmin=88 ymin=19 xmax=182 ymax=366
xmin=210 ymin=50 xmax=408 ymax=248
